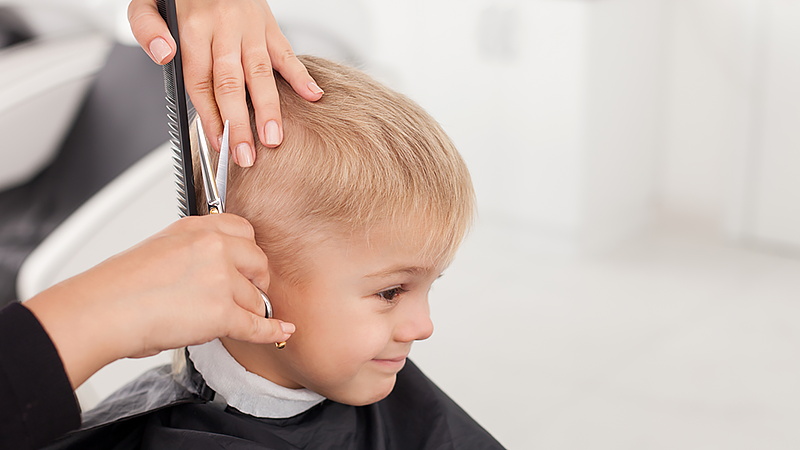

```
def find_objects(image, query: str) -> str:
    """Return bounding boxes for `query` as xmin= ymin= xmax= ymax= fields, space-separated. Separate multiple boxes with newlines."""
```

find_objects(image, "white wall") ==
xmin=361 ymin=0 xmax=667 ymax=254
xmin=581 ymin=0 xmax=667 ymax=249
xmin=659 ymin=0 xmax=762 ymax=226
xmin=660 ymin=0 xmax=800 ymax=252
xmin=366 ymin=1 xmax=588 ymax=240
xmin=746 ymin=0 xmax=800 ymax=251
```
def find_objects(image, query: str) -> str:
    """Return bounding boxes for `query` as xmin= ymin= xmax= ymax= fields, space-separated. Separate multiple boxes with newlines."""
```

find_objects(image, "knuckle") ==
xmin=258 ymin=250 xmax=270 ymax=269
xmin=179 ymin=16 xmax=206 ymax=42
xmin=213 ymin=1 xmax=241 ymax=21
xmin=210 ymin=299 xmax=230 ymax=320
xmin=127 ymin=10 xmax=153 ymax=34
xmin=212 ymin=272 xmax=236 ymax=298
xmin=228 ymin=214 xmax=255 ymax=237
xmin=224 ymin=1 xmax=263 ymax=22
xmin=196 ymin=230 xmax=226 ymax=255
xmin=246 ymin=60 xmax=275 ymax=81
xmin=254 ymin=267 xmax=270 ymax=292
xmin=126 ymin=0 xmax=137 ymax=19
xmin=214 ymin=72 xmax=244 ymax=97
xmin=189 ymin=76 xmax=214 ymax=98
xmin=229 ymin=120 xmax=253 ymax=137
xmin=262 ymin=319 xmax=281 ymax=340
xmin=126 ymin=4 xmax=140 ymax=24
xmin=273 ymin=48 xmax=298 ymax=68
xmin=254 ymin=317 xmax=268 ymax=339
xmin=178 ymin=215 xmax=203 ymax=232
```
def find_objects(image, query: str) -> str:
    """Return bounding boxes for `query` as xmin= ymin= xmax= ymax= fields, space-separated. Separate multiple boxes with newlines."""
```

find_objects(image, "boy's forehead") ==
xmin=317 ymin=225 xmax=449 ymax=274
xmin=363 ymin=264 xmax=437 ymax=279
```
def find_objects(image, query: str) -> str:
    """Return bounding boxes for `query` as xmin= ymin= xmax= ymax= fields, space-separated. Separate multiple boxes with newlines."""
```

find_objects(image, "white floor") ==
xmin=411 ymin=216 xmax=800 ymax=450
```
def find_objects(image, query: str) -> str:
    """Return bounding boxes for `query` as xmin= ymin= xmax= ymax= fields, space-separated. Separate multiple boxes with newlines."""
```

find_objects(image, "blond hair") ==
xmin=194 ymin=56 xmax=474 ymax=284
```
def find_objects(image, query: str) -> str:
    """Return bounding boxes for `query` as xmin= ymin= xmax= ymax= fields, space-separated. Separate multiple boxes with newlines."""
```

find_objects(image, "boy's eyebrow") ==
xmin=364 ymin=265 xmax=433 ymax=279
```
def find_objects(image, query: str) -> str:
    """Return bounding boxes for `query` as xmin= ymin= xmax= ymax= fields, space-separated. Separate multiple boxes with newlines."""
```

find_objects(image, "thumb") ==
xmin=227 ymin=311 xmax=295 ymax=345
xmin=128 ymin=0 xmax=177 ymax=65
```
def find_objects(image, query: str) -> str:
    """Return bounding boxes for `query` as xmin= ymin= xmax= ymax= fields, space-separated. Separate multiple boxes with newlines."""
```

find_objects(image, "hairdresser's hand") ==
xmin=127 ymin=0 xmax=323 ymax=166
xmin=24 ymin=214 xmax=293 ymax=389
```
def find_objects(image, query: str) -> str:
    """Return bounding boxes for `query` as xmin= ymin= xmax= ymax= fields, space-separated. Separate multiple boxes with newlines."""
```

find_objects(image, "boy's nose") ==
xmin=395 ymin=297 xmax=434 ymax=343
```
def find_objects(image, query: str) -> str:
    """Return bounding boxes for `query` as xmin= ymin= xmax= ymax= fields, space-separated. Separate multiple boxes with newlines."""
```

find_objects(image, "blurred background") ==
xmin=1 ymin=0 xmax=799 ymax=448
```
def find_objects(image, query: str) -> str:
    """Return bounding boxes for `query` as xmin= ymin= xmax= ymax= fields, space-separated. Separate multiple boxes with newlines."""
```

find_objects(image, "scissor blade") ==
xmin=216 ymin=120 xmax=230 ymax=212
xmin=196 ymin=119 xmax=221 ymax=213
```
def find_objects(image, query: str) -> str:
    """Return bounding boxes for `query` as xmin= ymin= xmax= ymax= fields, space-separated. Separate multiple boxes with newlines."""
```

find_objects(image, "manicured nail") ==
xmin=265 ymin=120 xmax=281 ymax=147
xmin=307 ymin=81 xmax=324 ymax=95
xmin=149 ymin=37 xmax=171 ymax=64
xmin=280 ymin=322 xmax=296 ymax=334
xmin=235 ymin=143 xmax=254 ymax=167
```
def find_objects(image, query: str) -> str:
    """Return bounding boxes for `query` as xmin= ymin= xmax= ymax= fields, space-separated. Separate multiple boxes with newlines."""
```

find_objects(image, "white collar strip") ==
xmin=188 ymin=339 xmax=325 ymax=419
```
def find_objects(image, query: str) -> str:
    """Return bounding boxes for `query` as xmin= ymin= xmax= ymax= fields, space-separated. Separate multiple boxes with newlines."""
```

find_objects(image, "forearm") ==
xmin=24 ymin=272 xmax=130 ymax=389
xmin=0 ymin=303 xmax=81 ymax=449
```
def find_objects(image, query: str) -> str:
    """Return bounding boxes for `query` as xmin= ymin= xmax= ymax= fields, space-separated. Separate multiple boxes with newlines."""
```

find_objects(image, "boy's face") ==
xmin=222 ymin=226 xmax=444 ymax=406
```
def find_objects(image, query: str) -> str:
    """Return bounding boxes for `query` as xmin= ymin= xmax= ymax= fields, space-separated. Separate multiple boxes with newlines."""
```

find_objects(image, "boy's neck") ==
xmin=220 ymin=336 xmax=302 ymax=390
xmin=189 ymin=339 xmax=325 ymax=418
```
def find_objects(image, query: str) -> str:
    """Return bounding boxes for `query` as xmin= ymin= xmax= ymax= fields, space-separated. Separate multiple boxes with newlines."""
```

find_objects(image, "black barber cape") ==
xmin=45 ymin=357 xmax=505 ymax=450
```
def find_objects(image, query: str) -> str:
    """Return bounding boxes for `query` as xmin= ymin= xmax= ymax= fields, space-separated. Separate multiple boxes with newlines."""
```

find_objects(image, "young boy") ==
xmin=46 ymin=56 xmax=503 ymax=450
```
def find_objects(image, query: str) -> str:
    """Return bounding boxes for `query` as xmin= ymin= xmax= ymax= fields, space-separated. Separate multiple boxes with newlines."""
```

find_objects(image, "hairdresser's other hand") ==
xmin=127 ymin=0 xmax=323 ymax=166
xmin=24 ymin=214 xmax=293 ymax=389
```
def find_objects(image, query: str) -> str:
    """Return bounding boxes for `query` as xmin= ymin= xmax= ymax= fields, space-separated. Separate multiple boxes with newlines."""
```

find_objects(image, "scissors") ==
xmin=196 ymin=119 xmax=285 ymax=349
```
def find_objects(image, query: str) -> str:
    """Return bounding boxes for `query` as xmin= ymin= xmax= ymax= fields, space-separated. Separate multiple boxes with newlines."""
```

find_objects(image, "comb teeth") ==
xmin=163 ymin=57 xmax=190 ymax=218
xmin=159 ymin=0 xmax=196 ymax=217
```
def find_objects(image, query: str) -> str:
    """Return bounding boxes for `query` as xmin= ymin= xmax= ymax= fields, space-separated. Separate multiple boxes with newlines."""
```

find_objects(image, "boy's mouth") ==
xmin=371 ymin=354 xmax=408 ymax=370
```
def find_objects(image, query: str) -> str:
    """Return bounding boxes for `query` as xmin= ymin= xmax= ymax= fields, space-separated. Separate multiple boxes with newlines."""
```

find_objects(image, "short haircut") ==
xmin=193 ymin=55 xmax=474 ymax=284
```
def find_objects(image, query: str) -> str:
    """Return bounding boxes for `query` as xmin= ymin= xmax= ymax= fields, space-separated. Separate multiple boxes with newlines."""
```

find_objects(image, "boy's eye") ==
xmin=376 ymin=287 xmax=407 ymax=303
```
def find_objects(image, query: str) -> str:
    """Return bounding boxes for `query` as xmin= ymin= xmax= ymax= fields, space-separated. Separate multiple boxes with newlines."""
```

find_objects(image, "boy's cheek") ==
xmin=335 ymin=368 xmax=400 ymax=406
xmin=310 ymin=366 xmax=399 ymax=407
xmin=304 ymin=327 xmax=391 ymax=380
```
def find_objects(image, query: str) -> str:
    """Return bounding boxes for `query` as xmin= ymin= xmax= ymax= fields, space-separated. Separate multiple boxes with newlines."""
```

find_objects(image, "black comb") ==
xmin=156 ymin=0 xmax=197 ymax=217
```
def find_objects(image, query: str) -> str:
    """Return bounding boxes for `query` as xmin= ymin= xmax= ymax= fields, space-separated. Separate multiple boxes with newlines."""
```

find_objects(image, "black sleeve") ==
xmin=0 ymin=302 xmax=81 ymax=450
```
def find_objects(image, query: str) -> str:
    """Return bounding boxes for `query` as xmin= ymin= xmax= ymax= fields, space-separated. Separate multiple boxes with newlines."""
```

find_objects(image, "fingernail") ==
xmin=235 ymin=143 xmax=254 ymax=167
xmin=265 ymin=120 xmax=281 ymax=147
xmin=149 ymin=37 xmax=171 ymax=63
xmin=280 ymin=322 xmax=296 ymax=334
xmin=307 ymin=81 xmax=324 ymax=95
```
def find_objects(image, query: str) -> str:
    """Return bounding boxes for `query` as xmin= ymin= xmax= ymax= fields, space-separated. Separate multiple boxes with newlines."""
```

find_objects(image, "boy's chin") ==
xmin=327 ymin=374 xmax=398 ymax=407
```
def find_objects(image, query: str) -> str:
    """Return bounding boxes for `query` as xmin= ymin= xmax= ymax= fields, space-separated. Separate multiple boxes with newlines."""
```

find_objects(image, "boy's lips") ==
xmin=372 ymin=354 xmax=408 ymax=370
xmin=374 ymin=355 xmax=407 ymax=362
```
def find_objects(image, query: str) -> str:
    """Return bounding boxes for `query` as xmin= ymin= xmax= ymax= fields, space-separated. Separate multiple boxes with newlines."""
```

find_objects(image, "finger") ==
xmin=227 ymin=310 xmax=294 ymax=345
xmin=207 ymin=213 xmax=257 ymax=241
xmin=170 ymin=216 xmax=267 ymax=286
xmin=262 ymin=5 xmax=323 ymax=103
xmin=228 ymin=271 xmax=269 ymax=316
xmin=223 ymin=237 xmax=271 ymax=291
xmin=241 ymin=30 xmax=283 ymax=149
xmin=173 ymin=214 xmax=255 ymax=241
xmin=128 ymin=0 xmax=176 ymax=65
xmin=265 ymin=32 xmax=323 ymax=103
xmin=227 ymin=277 xmax=294 ymax=344
xmin=212 ymin=27 xmax=256 ymax=167
xmin=181 ymin=19 xmax=224 ymax=152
